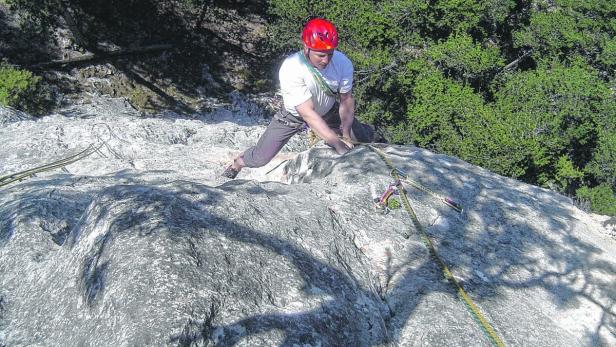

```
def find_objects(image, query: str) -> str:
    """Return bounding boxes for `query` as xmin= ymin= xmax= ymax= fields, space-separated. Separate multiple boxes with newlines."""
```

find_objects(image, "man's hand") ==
xmin=295 ymin=99 xmax=353 ymax=156
xmin=296 ymin=99 xmax=343 ymax=146
xmin=333 ymin=139 xmax=351 ymax=155
xmin=340 ymin=136 xmax=355 ymax=149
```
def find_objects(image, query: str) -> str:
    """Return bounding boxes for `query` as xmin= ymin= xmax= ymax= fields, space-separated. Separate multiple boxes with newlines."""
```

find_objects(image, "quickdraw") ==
xmin=374 ymin=180 xmax=400 ymax=214
xmin=366 ymin=144 xmax=506 ymax=347
xmin=391 ymin=167 xmax=463 ymax=213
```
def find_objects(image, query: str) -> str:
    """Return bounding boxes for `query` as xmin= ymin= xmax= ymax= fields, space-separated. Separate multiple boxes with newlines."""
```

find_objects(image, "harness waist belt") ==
xmin=274 ymin=109 xmax=305 ymax=129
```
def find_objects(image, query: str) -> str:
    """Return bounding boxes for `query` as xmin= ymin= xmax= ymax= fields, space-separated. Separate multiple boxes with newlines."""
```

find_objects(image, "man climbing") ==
xmin=222 ymin=17 xmax=375 ymax=179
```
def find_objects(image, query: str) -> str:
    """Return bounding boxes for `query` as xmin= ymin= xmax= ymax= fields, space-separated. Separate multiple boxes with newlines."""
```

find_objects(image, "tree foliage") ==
xmin=513 ymin=0 xmax=616 ymax=67
xmin=577 ymin=184 xmax=616 ymax=216
xmin=493 ymin=60 xmax=613 ymax=190
xmin=426 ymin=33 xmax=504 ymax=84
xmin=0 ymin=64 xmax=50 ymax=115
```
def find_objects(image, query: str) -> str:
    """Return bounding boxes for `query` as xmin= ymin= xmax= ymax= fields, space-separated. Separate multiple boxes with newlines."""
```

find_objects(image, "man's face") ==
xmin=305 ymin=47 xmax=334 ymax=70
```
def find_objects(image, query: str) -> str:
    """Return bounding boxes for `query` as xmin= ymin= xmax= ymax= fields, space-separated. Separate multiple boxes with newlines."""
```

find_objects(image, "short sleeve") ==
xmin=279 ymin=56 xmax=312 ymax=107
xmin=338 ymin=53 xmax=354 ymax=94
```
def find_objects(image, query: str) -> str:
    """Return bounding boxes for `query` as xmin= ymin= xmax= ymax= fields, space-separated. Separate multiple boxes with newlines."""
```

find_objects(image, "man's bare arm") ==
xmin=295 ymin=99 xmax=349 ymax=154
xmin=338 ymin=92 xmax=355 ymax=140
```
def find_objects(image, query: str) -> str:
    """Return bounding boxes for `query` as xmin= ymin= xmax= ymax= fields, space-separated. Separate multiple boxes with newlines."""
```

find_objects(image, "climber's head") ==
xmin=302 ymin=18 xmax=338 ymax=50
xmin=302 ymin=18 xmax=338 ymax=69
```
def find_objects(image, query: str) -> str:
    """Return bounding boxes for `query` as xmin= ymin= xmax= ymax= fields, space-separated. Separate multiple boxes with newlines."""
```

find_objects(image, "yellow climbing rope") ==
xmin=367 ymin=144 xmax=506 ymax=347
xmin=0 ymin=143 xmax=102 ymax=188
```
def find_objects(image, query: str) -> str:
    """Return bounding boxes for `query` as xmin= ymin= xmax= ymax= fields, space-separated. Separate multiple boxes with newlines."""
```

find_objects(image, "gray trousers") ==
xmin=242 ymin=105 xmax=374 ymax=168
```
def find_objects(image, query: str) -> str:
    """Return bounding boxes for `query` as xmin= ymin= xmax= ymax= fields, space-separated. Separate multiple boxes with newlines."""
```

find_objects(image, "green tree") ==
xmin=586 ymin=129 xmax=616 ymax=188
xmin=577 ymin=184 xmax=616 ymax=216
xmin=0 ymin=64 xmax=50 ymax=114
xmin=390 ymin=59 xmax=524 ymax=177
xmin=428 ymin=0 xmax=483 ymax=36
xmin=514 ymin=0 xmax=616 ymax=78
xmin=426 ymin=33 xmax=504 ymax=84
xmin=493 ymin=59 xmax=613 ymax=191
xmin=598 ymin=36 xmax=616 ymax=72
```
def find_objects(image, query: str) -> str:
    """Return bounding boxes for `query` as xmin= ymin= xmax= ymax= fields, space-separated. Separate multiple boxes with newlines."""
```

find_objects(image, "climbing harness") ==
xmin=391 ymin=167 xmax=463 ymax=213
xmin=366 ymin=144 xmax=506 ymax=347
xmin=274 ymin=109 xmax=306 ymax=129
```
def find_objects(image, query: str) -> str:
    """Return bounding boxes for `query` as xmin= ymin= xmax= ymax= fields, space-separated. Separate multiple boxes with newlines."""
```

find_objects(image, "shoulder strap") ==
xmin=299 ymin=51 xmax=337 ymax=97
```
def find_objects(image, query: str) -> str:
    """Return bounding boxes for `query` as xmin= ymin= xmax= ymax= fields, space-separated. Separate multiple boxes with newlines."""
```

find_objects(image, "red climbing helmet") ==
xmin=301 ymin=18 xmax=338 ymax=50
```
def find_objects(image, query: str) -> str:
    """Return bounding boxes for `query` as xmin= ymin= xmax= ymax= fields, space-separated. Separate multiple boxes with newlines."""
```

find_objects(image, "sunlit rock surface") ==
xmin=0 ymin=95 xmax=614 ymax=346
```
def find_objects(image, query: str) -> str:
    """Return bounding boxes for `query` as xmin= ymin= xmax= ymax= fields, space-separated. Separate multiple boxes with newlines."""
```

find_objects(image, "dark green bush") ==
xmin=492 ymin=60 xmax=613 ymax=192
xmin=392 ymin=58 xmax=528 ymax=179
xmin=577 ymin=184 xmax=616 ymax=216
xmin=586 ymin=129 xmax=616 ymax=188
xmin=0 ymin=64 xmax=50 ymax=115
xmin=426 ymin=33 xmax=504 ymax=83
xmin=513 ymin=1 xmax=616 ymax=70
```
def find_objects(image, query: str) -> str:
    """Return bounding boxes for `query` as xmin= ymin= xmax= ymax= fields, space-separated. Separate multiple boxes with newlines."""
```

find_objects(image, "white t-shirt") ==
xmin=278 ymin=50 xmax=353 ymax=117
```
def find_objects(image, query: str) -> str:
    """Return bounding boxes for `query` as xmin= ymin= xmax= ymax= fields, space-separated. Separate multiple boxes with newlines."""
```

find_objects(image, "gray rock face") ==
xmin=0 ymin=97 xmax=615 ymax=346
xmin=0 ymin=106 xmax=33 ymax=126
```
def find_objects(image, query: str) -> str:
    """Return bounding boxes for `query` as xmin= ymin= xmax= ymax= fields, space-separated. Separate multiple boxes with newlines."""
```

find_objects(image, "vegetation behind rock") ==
xmin=0 ymin=63 xmax=51 ymax=114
